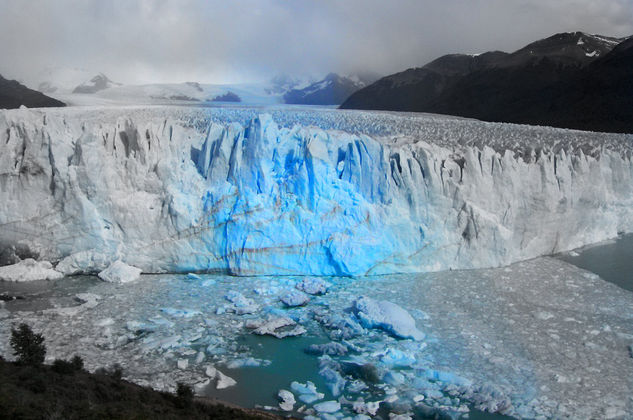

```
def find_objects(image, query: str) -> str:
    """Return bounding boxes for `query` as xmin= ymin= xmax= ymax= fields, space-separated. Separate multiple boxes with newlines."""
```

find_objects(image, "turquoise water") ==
xmin=557 ymin=234 xmax=633 ymax=292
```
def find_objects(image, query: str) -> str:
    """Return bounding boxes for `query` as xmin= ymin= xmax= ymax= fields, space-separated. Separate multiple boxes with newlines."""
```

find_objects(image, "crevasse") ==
xmin=1 ymin=106 xmax=632 ymax=276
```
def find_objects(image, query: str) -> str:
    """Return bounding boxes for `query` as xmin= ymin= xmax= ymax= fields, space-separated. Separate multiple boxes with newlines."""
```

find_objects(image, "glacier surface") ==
xmin=1 ymin=106 xmax=632 ymax=275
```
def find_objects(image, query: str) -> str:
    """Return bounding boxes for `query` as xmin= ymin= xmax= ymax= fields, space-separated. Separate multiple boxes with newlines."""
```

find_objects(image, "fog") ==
xmin=0 ymin=0 xmax=631 ymax=84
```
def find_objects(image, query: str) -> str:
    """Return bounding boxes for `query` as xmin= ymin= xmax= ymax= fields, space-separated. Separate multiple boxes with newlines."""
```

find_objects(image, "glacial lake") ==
xmin=1 ymin=243 xmax=633 ymax=418
xmin=557 ymin=234 xmax=633 ymax=292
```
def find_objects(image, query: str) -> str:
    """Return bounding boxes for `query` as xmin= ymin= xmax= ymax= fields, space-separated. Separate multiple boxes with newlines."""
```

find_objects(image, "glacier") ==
xmin=1 ymin=105 xmax=632 ymax=276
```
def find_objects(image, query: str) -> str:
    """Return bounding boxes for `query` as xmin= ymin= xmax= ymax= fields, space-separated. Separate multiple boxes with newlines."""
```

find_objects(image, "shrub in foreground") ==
xmin=10 ymin=323 xmax=46 ymax=366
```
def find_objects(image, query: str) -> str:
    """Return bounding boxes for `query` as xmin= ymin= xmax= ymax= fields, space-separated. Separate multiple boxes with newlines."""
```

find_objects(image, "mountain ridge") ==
xmin=340 ymin=31 xmax=632 ymax=133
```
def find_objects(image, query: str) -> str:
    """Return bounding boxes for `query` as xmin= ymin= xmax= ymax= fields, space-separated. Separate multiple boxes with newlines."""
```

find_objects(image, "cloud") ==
xmin=0 ymin=0 xmax=631 ymax=85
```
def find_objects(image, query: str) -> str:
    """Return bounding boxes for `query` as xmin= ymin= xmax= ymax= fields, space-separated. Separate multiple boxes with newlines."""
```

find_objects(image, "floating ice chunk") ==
xmin=224 ymin=290 xmax=259 ymax=314
xmin=296 ymin=278 xmax=331 ymax=295
xmin=187 ymin=273 xmax=202 ymax=280
xmin=177 ymin=358 xmax=188 ymax=370
xmin=216 ymin=371 xmax=237 ymax=389
xmin=205 ymin=365 xmax=217 ymax=378
xmin=535 ymin=311 xmax=555 ymax=320
xmin=383 ymin=371 xmax=405 ymax=386
xmin=423 ymin=369 xmax=472 ymax=387
xmin=313 ymin=310 xmax=365 ymax=339
xmin=194 ymin=378 xmax=210 ymax=393
xmin=379 ymin=348 xmax=416 ymax=367
xmin=313 ymin=400 xmax=341 ymax=413
xmin=319 ymin=358 xmax=346 ymax=396
xmin=353 ymin=400 xmax=381 ymax=416
xmin=290 ymin=381 xmax=325 ymax=404
xmin=253 ymin=285 xmax=280 ymax=295
xmin=75 ymin=293 xmax=101 ymax=308
xmin=278 ymin=389 xmax=296 ymax=411
xmin=226 ymin=357 xmax=270 ymax=369
xmin=195 ymin=351 xmax=205 ymax=364
xmin=97 ymin=260 xmax=142 ymax=283
xmin=280 ymin=289 xmax=310 ymax=307
xmin=56 ymin=250 xmax=111 ymax=275
xmin=389 ymin=413 xmax=412 ymax=420
xmin=160 ymin=308 xmax=201 ymax=318
xmin=95 ymin=317 xmax=115 ymax=327
xmin=353 ymin=296 xmax=424 ymax=340
xmin=245 ymin=315 xmax=306 ymax=338
xmin=0 ymin=259 xmax=63 ymax=282
xmin=141 ymin=334 xmax=181 ymax=351
xmin=305 ymin=342 xmax=348 ymax=356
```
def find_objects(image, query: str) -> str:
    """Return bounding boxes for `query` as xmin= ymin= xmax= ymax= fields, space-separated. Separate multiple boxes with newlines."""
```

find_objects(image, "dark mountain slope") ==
xmin=341 ymin=32 xmax=632 ymax=133
xmin=0 ymin=74 xmax=66 ymax=109
xmin=431 ymin=36 xmax=633 ymax=132
xmin=340 ymin=51 xmax=507 ymax=111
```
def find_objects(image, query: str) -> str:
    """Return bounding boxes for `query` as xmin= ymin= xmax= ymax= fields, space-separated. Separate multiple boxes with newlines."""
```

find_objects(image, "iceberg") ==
xmin=0 ymin=258 xmax=63 ymax=282
xmin=0 ymin=106 xmax=632 ymax=276
xmin=97 ymin=260 xmax=142 ymax=283
xmin=353 ymin=296 xmax=424 ymax=340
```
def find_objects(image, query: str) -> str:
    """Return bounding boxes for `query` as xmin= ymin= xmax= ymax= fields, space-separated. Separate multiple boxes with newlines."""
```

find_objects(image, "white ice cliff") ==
xmin=1 ymin=106 xmax=632 ymax=276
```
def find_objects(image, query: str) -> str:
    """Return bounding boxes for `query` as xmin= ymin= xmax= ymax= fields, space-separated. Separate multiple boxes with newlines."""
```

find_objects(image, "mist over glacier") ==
xmin=1 ymin=106 xmax=632 ymax=276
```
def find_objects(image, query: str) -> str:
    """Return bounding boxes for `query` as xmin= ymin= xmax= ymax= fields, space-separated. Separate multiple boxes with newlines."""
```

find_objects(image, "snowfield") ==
xmin=0 ymin=105 xmax=632 ymax=276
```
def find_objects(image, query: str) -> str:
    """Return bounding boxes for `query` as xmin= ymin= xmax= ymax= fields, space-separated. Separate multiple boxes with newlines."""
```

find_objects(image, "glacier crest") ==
xmin=1 ymin=107 xmax=632 ymax=276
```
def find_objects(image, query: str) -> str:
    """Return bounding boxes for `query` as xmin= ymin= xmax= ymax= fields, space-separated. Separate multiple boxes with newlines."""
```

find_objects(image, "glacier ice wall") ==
xmin=1 ymin=106 xmax=632 ymax=276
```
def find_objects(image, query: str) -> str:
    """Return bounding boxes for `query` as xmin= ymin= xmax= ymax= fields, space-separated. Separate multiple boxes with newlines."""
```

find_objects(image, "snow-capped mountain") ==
xmin=283 ymin=73 xmax=378 ymax=105
xmin=72 ymin=73 xmax=120 ymax=94
xmin=23 ymin=66 xmax=96 ymax=94
xmin=341 ymin=31 xmax=632 ymax=133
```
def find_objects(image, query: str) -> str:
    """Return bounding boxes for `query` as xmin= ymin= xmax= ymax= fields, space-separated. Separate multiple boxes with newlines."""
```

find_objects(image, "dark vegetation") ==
xmin=0 ymin=74 xmax=65 ymax=109
xmin=341 ymin=32 xmax=633 ymax=134
xmin=1 ymin=324 xmax=279 ymax=419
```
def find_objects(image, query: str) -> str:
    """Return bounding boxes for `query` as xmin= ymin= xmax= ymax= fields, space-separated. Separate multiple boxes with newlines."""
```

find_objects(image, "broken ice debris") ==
xmin=97 ymin=260 xmax=142 ymax=283
xmin=244 ymin=315 xmax=306 ymax=338
xmin=305 ymin=342 xmax=348 ymax=356
xmin=0 ymin=259 xmax=63 ymax=282
xmin=224 ymin=290 xmax=259 ymax=314
xmin=280 ymin=289 xmax=310 ymax=307
xmin=296 ymin=277 xmax=331 ymax=295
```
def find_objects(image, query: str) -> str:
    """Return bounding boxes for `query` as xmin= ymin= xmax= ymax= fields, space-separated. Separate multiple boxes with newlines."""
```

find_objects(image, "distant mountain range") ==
xmin=0 ymin=74 xmax=65 ymax=109
xmin=340 ymin=32 xmax=633 ymax=133
xmin=283 ymin=73 xmax=379 ymax=105
xmin=15 ymin=68 xmax=378 ymax=107
xmin=72 ymin=73 xmax=120 ymax=94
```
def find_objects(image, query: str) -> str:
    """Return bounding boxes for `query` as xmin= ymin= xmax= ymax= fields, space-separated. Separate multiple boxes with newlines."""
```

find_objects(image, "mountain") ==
xmin=24 ymin=66 xmax=95 ymax=94
xmin=340 ymin=32 xmax=631 ymax=133
xmin=527 ymin=36 xmax=633 ymax=133
xmin=0 ymin=74 xmax=65 ymax=109
xmin=284 ymin=73 xmax=378 ymax=105
xmin=340 ymin=52 xmax=508 ymax=111
xmin=72 ymin=73 xmax=120 ymax=94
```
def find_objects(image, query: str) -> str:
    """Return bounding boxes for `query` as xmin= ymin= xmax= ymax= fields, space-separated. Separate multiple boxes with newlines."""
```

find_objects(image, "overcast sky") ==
xmin=1 ymin=0 xmax=631 ymax=85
